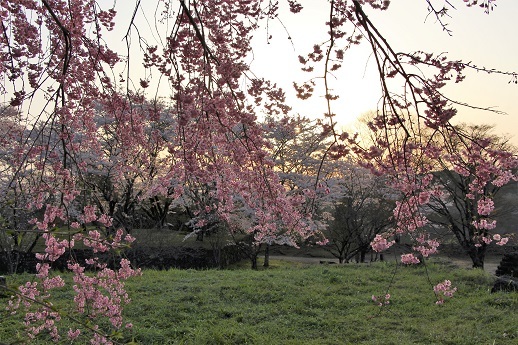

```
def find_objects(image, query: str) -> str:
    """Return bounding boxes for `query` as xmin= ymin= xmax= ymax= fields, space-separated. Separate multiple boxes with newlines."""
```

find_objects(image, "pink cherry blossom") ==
xmin=433 ymin=280 xmax=457 ymax=305
xmin=371 ymin=234 xmax=395 ymax=252
xmin=496 ymin=237 xmax=509 ymax=246
xmin=67 ymin=329 xmax=81 ymax=340
xmin=477 ymin=198 xmax=494 ymax=216
xmin=401 ymin=253 xmax=421 ymax=265
xmin=371 ymin=293 xmax=391 ymax=307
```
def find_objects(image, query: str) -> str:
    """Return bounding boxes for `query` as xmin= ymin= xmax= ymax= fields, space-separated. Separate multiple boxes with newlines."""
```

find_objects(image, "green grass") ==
xmin=1 ymin=259 xmax=517 ymax=344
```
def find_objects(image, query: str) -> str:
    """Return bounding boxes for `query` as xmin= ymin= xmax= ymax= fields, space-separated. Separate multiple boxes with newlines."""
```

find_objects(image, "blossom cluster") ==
xmin=8 ymin=225 xmax=140 ymax=344
xmin=433 ymin=280 xmax=457 ymax=305
xmin=68 ymin=258 xmax=140 ymax=330
xmin=371 ymin=293 xmax=391 ymax=307
xmin=413 ymin=234 xmax=440 ymax=258
xmin=474 ymin=233 xmax=509 ymax=247
xmin=401 ymin=253 xmax=421 ymax=265
xmin=371 ymin=234 xmax=395 ymax=253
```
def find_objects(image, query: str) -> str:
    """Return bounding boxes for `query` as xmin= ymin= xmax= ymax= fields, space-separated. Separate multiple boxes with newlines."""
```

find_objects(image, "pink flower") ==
xmin=42 ymin=276 xmax=65 ymax=291
xmin=477 ymin=198 xmax=494 ymax=216
xmin=97 ymin=214 xmax=113 ymax=227
xmin=371 ymin=234 xmax=395 ymax=252
xmin=413 ymin=235 xmax=440 ymax=257
xmin=67 ymin=328 xmax=81 ymax=340
xmin=35 ymin=263 xmax=50 ymax=279
xmin=472 ymin=219 xmax=496 ymax=230
xmin=371 ymin=293 xmax=391 ymax=307
xmin=496 ymin=237 xmax=509 ymax=246
xmin=124 ymin=234 xmax=136 ymax=243
xmin=401 ymin=253 xmax=420 ymax=265
xmin=418 ymin=191 xmax=431 ymax=204
xmin=481 ymin=236 xmax=492 ymax=245
xmin=81 ymin=205 xmax=97 ymax=223
xmin=434 ymin=280 xmax=457 ymax=304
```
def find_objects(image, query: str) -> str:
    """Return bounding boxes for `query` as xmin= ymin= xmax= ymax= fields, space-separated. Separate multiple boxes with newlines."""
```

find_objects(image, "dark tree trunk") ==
xmin=263 ymin=244 xmax=270 ymax=268
xmin=212 ymin=247 xmax=221 ymax=268
xmin=0 ymin=275 xmax=6 ymax=297
xmin=6 ymin=251 xmax=20 ymax=275
xmin=360 ymin=250 xmax=366 ymax=263
xmin=468 ymin=246 xmax=486 ymax=269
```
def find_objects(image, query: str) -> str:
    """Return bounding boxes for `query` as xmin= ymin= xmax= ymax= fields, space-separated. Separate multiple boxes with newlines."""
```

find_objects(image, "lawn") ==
xmin=1 ymin=259 xmax=517 ymax=344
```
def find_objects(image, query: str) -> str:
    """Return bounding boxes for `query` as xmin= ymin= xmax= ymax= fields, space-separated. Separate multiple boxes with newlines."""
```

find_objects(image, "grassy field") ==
xmin=1 ymin=259 xmax=517 ymax=345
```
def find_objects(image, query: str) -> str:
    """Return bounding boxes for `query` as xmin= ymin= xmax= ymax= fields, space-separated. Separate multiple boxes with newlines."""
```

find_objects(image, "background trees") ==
xmin=326 ymin=163 xmax=395 ymax=263
xmin=352 ymin=111 xmax=517 ymax=267
xmin=0 ymin=105 xmax=43 ymax=273
xmin=424 ymin=124 xmax=517 ymax=268
xmin=362 ymin=117 xmax=517 ymax=267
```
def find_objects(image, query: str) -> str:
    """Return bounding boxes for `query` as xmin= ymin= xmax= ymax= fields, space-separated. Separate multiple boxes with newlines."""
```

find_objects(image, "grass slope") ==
xmin=1 ymin=260 xmax=517 ymax=344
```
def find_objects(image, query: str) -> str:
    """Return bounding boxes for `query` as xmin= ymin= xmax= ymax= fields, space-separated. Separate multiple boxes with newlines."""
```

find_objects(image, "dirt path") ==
xmin=270 ymin=255 xmax=501 ymax=275
xmin=445 ymin=257 xmax=500 ymax=275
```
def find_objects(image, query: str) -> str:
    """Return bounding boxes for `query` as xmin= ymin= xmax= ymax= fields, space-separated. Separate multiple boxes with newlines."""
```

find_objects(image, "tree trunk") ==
xmin=0 ymin=276 xmax=6 ymax=297
xmin=6 ymin=250 xmax=20 ymax=275
xmin=360 ymin=250 xmax=366 ymax=263
xmin=263 ymin=244 xmax=270 ymax=268
xmin=468 ymin=247 xmax=486 ymax=269
xmin=212 ymin=247 xmax=221 ymax=268
xmin=251 ymin=256 xmax=258 ymax=270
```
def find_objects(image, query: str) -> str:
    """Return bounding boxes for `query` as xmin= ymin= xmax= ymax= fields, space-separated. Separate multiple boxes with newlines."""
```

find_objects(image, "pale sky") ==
xmin=248 ymin=0 xmax=518 ymax=145
xmin=114 ymin=0 xmax=518 ymax=145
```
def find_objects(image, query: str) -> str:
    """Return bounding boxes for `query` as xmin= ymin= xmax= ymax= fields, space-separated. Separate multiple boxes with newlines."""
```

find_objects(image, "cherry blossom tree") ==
xmin=0 ymin=105 xmax=44 ymax=273
xmin=263 ymin=115 xmax=332 ymax=192
xmin=424 ymin=124 xmax=517 ymax=268
xmin=0 ymin=0 xmax=515 ymax=341
xmin=311 ymin=2 xmax=517 ymax=273
xmin=82 ymin=96 xmax=173 ymax=232
xmin=2 ymin=1 xmax=320 ymax=339
xmin=351 ymin=113 xmax=516 ymax=268
xmin=261 ymin=114 xmax=336 ymax=265
xmin=292 ymin=0 xmax=514 ymax=303
xmin=325 ymin=163 xmax=395 ymax=263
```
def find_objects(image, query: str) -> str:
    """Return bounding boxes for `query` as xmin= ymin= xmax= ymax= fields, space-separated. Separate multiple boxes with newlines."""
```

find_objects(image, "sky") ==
xmin=113 ymin=0 xmax=518 ymax=145
xmin=247 ymin=0 xmax=518 ymax=145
